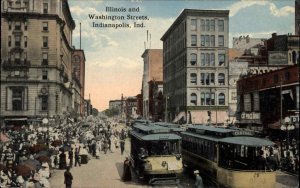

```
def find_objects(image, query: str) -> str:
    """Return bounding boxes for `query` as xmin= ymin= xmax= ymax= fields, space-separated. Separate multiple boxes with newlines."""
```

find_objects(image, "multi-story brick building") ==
xmin=161 ymin=9 xmax=229 ymax=124
xmin=0 ymin=0 xmax=83 ymax=127
xmin=141 ymin=49 xmax=163 ymax=119
xmin=72 ymin=49 xmax=85 ymax=116
xmin=236 ymin=64 xmax=299 ymax=133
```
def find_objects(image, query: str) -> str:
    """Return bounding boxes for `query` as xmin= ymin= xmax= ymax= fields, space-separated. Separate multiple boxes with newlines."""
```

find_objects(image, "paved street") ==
xmin=49 ymin=138 xmax=150 ymax=188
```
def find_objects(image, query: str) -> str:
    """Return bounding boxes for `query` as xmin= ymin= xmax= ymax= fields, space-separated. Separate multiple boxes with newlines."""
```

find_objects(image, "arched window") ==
xmin=218 ymin=73 xmax=225 ymax=85
xmin=190 ymin=53 xmax=197 ymax=65
xmin=190 ymin=73 xmax=197 ymax=84
xmin=218 ymin=93 xmax=225 ymax=105
xmin=191 ymin=93 xmax=197 ymax=105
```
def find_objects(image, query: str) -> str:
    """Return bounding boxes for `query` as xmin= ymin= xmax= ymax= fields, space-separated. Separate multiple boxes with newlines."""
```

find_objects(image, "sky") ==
xmin=68 ymin=0 xmax=295 ymax=111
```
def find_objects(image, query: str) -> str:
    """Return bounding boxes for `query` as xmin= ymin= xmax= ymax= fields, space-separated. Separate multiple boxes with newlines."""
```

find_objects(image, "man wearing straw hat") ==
xmin=194 ymin=170 xmax=204 ymax=188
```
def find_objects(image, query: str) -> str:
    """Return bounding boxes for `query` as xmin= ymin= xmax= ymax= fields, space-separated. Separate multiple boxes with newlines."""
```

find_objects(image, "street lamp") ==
xmin=280 ymin=117 xmax=295 ymax=151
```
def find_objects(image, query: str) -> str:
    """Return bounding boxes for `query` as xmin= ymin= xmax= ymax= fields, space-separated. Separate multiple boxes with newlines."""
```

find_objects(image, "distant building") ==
xmin=109 ymin=100 xmax=122 ymax=113
xmin=84 ymin=99 xmax=92 ymax=116
xmin=125 ymin=96 xmax=138 ymax=120
xmin=236 ymin=64 xmax=299 ymax=133
xmin=161 ymin=9 xmax=230 ymax=124
xmin=233 ymin=36 xmax=266 ymax=55
xmin=141 ymin=49 xmax=163 ymax=119
xmin=72 ymin=50 xmax=86 ymax=116
xmin=136 ymin=94 xmax=143 ymax=117
xmin=267 ymin=33 xmax=300 ymax=65
xmin=296 ymin=0 xmax=300 ymax=35
xmin=149 ymin=80 xmax=164 ymax=121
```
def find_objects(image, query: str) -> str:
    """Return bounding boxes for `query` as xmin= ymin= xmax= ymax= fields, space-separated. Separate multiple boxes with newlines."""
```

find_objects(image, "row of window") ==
xmin=191 ymin=35 xmax=224 ymax=47
xmin=8 ymin=21 xmax=48 ymax=31
xmin=190 ymin=53 xmax=225 ymax=66
xmin=8 ymin=87 xmax=48 ymax=111
xmin=8 ymin=35 xmax=49 ymax=48
xmin=8 ymin=1 xmax=49 ymax=14
xmin=8 ymin=51 xmax=49 ymax=66
xmin=190 ymin=92 xmax=226 ymax=106
xmin=182 ymin=135 xmax=217 ymax=162
xmin=190 ymin=73 xmax=226 ymax=85
xmin=191 ymin=19 xmax=224 ymax=32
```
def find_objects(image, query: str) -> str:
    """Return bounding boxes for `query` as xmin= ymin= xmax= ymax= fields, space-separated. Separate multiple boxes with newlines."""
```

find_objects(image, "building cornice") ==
xmin=161 ymin=9 xmax=229 ymax=41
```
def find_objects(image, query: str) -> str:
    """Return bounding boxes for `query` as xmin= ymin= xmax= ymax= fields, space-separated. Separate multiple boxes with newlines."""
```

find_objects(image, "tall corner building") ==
xmin=0 ymin=0 xmax=82 ymax=127
xmin=161 ymin=9 xmax=229 ymax=124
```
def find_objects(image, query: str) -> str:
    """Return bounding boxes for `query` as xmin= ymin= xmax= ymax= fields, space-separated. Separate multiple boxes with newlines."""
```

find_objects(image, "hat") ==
xmin=194 ymin=170 xmax=199 ymax=174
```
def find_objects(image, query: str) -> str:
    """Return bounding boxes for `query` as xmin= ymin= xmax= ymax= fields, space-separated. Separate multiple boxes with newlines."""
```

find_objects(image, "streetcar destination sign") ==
xmin=232 ymin=131 xmax=255 ymax=136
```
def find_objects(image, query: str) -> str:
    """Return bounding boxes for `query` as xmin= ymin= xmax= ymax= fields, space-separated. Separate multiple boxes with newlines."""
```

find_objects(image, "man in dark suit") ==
xmin=64 ymin=167 xmax=73 ymax=188
xmin=69 ymin=148 xmax=74 ymax=168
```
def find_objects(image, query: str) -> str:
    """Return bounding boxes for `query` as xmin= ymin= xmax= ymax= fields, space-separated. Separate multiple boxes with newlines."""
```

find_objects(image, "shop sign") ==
xmin=241 ymin=112 xmax=261 ymax=120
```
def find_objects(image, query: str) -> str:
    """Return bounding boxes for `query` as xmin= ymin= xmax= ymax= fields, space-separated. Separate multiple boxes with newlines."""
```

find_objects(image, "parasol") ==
xmin=15 ymin=164 xmax=32 ymax=177
xmin=29 ymin=144 xmax=48 ymax=154
xmin=20 ymin=159 xmax=41 ymax=171
xmin=34 ymin=150 xmax=51 ymax=158
xmin=51 ymin=140 xmax=62 ymax=147
xmin=59 ymin=145 xmax=71 ymax=152
xmin=36 ymin=156 xmax=51 ymax=163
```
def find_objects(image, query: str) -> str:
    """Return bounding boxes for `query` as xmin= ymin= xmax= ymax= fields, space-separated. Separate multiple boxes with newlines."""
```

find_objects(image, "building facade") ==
xmin=141 ymin=49 xmax=163 ymax=119
xmin=72 ymin=50 xmax=85 ymax=116
xmin=296 ymin=0 xmax=300 ymax=35
xmin=0 ymin=0 xmax=79 ymax=126
xmin=161 ymin=9 xmax=229 ymax=124
xmin=267 ymin=33 xmax=300 ymax=66
xmin=125 ymin=96 xmax=138 ymax=120
xmin=236 ymin=65 xmax=299 ymax=133
xmin=148 ymin=80 xmax=164 ymax=121
xmin=232 ymin=36 xmax=266 ymax=55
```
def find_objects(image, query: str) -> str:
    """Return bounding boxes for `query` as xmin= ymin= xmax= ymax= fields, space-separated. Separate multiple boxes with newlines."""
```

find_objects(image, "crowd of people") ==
xmin=0 ymin=118 xmax=128 ymax=188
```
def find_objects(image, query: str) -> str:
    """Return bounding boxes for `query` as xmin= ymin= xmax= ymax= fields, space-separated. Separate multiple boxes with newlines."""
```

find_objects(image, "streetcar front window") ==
xmin=146 ymin=140 xmax=180 ymax=156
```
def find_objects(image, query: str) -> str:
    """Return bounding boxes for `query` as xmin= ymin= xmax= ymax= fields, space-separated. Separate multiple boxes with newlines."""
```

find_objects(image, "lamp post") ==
xmin=280 ymin=117 xmax=295 ymax=151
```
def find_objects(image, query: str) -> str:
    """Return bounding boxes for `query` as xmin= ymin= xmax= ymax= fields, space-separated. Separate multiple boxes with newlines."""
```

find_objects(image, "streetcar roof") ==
xmin=131 ymin=131 xmax=181 ymax=141
xmin=187 ymin=125 xmax=236 ymax=133
xmin=181 ymin=131 xmax=224 ymax=142
xmin=133 ymin=123 xmax=170 ymax=133
xmin=154 ymin=122 xmax=181 ymax=128
xmin=219 ymin=136 xmax=275 ymax=146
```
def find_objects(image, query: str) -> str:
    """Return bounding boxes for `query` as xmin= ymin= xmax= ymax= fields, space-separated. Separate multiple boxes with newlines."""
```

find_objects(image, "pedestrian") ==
xmin=194 ymin=170 xmax=204 ymax=188
xmin=64 ymin=167 xmax=73 ymax=188
xmin=59 ymin=150 xmax=67 ymax=169
xmin=256 ymin=150 xmax=270 ymax=170
xmin=68 ymin=148 xmax=74 ymax=168
xmin=120 ymin=140 xmax=125 ymax=155
xmin=122 ymin=157 xmax=131 ymax=181
xmin=74 ymin=147 xmax=81 ymax=167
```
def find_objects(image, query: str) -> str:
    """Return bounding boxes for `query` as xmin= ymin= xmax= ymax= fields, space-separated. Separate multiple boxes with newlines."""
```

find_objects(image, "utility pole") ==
xmin=165 ymin=96 xmax=168 ymax=122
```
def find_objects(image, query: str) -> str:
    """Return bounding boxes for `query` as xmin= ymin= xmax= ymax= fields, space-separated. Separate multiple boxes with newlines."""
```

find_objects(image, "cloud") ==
xmin=91 ymin=56 xmax=140 ymax=69
xmin=228 ymin=0 xmax=268 ymax=17
xmin=70 ymin=6 xmax=100 ymax=17
xmin=269 ymin=3 xmax=294 ymax=17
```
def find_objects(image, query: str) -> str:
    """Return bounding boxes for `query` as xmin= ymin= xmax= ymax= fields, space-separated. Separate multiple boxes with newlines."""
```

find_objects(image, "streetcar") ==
xmin=130 ymin=122 xmax=183 ymax=185
xmin=181 ymin=125 xmax=276 ymax=188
